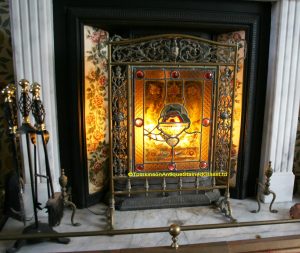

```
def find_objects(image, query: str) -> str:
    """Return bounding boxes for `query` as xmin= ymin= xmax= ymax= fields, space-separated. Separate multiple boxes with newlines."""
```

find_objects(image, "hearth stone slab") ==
xmin=116 ymin=191 xmax=220 ymax=210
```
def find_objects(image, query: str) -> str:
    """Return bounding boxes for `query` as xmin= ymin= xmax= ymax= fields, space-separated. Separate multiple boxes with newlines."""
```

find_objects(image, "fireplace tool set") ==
xmin=2 ymin=80 xmax=70 ymax=253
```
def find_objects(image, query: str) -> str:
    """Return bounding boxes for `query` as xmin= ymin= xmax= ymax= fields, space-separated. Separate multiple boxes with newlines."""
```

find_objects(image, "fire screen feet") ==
xmin=251 ymin=162 xmax=278 ymax=214
xmin=216 ymin=195 xmax=236 ymax=223
xmin=107 ymin=197 xmax=115 ymax=229
xmin=6 ymin=223 xmax=70 ymax=253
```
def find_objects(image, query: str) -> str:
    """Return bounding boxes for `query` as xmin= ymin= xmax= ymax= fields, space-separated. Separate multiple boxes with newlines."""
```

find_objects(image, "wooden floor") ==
xmin=60 ymin=234 xmax=300 ymax=253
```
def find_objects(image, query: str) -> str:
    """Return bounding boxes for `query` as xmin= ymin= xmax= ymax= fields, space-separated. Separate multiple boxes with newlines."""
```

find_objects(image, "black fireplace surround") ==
xmin=53 ymin=0 xmax=271 ymax=207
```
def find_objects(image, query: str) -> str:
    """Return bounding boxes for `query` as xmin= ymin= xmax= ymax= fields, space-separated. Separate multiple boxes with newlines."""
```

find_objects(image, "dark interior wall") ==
xmin=53 ymin=0 xmax=271 ymax=207
xmin=0 ymin=0 xmax=15 ymax=221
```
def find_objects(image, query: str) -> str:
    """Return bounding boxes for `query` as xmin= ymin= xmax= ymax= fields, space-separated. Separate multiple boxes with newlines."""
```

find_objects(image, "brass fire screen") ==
xmin=108 ymin=34 xmax=238 ymax=228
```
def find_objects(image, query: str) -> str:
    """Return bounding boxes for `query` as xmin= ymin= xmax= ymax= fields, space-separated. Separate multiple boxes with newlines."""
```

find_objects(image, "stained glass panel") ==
xmin=133 ymin=67 xmax=215 ymax=171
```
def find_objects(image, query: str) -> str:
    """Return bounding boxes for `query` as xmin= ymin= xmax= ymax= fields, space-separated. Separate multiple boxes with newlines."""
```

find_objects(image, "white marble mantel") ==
xmin=8 ymin=0 xmax=300 ymax=211
xmin=9 ymin=0 xmax=60 ymax=211
xmin=260 ymin=0 xmax=300 ymax=202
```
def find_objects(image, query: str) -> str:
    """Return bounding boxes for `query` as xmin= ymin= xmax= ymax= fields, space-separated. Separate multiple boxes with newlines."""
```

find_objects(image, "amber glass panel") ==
xmin=133 ymin=67 xmax=215 ymax=172
xmin=134 ymin=79 xmax=144 ymax=165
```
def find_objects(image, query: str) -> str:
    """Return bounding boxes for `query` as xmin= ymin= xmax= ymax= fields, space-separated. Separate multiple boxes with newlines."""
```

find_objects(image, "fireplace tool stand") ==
xmin=6 ymin=80 xmax=69 ymax=253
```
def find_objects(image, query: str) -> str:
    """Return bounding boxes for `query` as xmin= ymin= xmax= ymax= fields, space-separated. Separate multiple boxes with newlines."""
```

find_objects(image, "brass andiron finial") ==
xmin=30 ymin=82 xmax=46 ymax=131
xmin=59 ymin=169 xmax=80 ymax=226
xmin=18 ymin=79 xmax=31 ymax=124
xmin=169 ymin=224 xmax=181 ymax=249
xmin=251 ymin=161 xmax=278 ymax=213
xmin=18 ymin=79 xmax=36 ymax=133
xmin=2 ymin=83 xmax=18 ymax=134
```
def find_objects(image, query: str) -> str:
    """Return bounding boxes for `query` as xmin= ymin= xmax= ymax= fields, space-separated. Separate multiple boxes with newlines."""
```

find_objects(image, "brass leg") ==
xmin=251 ymin=192 xmax=261 ymax=213
xmin=226 ymin=198 xmax=236 ymax=223
xmin=269 ymin=190 xmax=278 ymax=213
xmin=65 ymin=200 xmax=80 ymax=226
xmin=224 ymin=197 xmax=236 ymax=223
xmin=108 ymin=208 xmax=114 ymax=230
xmin=217 ymin=196 xmax=236 ymax=222
xmin=107 ymin=197 xmax=115 ymax=230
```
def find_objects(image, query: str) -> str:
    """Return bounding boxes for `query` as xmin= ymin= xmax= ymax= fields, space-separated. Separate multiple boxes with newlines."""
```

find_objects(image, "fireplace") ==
xmin=52 ymin=0 xmax=271 ymax=207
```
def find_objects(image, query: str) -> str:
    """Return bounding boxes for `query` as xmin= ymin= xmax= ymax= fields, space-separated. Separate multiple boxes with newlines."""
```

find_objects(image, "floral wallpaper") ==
xmin=84 ymin=26 xmax=109 ymax=194
xmin=0 ymin=0 xmax=15 ymax=218
xmin=217 ymin=31 xmax=246 ymax=187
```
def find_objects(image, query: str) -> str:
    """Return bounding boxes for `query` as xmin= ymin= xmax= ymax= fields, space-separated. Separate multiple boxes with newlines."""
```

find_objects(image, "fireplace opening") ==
xmin=53 ymin=0 xmax=271 ymax=207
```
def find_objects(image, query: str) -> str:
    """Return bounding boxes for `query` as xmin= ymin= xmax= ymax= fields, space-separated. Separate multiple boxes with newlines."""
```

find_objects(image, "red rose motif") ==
xmin=91 ymin=31 xmax=108 ymax=43
xmin=98 ymin=75 xmax=107 ymax=86
xmin=232 ymin=32 xmax=242 ymax=42
xmin=102 ymin=147 xmax=108 ymax=155
xmin=93 ymin=161 xmax=102 ymax=174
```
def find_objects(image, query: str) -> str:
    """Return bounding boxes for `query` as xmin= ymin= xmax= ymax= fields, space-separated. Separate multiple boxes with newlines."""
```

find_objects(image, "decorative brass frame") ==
xmin=108 ymin=34 xmax=238 ymax=228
